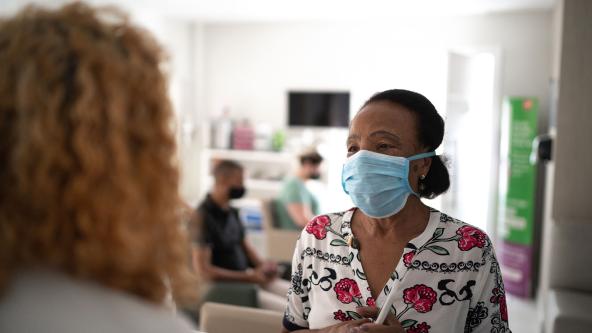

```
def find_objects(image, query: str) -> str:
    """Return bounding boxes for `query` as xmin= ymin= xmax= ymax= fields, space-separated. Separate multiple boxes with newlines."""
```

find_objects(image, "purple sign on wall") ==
xmin=498 ymin=241 xmax=533 ymax=298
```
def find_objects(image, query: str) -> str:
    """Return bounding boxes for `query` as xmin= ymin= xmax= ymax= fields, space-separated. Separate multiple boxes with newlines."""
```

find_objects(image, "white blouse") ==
xmin=283 ymin=208 xmax=511 ymax=333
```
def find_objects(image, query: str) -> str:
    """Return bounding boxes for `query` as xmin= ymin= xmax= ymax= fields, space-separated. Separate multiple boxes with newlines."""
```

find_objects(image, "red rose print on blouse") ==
xmin=333 ymin=310 xmax=352 ymax=322
xmin=407 ymin=322 xmax=431 ymax=333
xmin=334 ymin=278 xmax=362 ymax=304
xmin=403 ymin=284 xmax=437 ymax=313
xmin=500 ymin=296 xmax=508 ymax=321
xmin=456 ymin=225 xmax=487 ymax=251
xmin=366 ymin=297 xmax=376 ymax=307
xmin=490 ymin=288 xmax=509 ymax=322
xmin=403 ymin=250 xmax=416 ymax=267
xmin=305 ymin=215 xmax=331 ymax=240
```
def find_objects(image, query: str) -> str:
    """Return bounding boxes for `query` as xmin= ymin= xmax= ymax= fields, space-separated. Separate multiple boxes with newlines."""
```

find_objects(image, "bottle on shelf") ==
xmin=232 ymin=119 xmax=254 ymax=150
xmin=211 ymin=107 xmax=232 ymax=149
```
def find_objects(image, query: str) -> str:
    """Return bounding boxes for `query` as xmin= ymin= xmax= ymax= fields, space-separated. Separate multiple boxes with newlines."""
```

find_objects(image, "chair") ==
xmin=260 ymin=199 xmax=301 ymax=263
xmin=199 ymin=302 xmax=283 ymax=333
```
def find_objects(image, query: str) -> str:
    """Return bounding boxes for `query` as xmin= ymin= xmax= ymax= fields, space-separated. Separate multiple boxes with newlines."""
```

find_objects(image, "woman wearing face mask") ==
xmin=190 ymin=160 xmax=290 ymax=312
xmin=282 ymin=90 xmax=510 ymax=333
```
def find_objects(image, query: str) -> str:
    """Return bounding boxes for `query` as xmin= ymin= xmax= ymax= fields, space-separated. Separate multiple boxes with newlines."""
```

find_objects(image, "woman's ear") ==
xmin=420 ymin=156 xmax=432 ymax=177
xmin=410 ymin=155 xmax=432 ymax=194
xmin=411 ymin=154 xmax=432 ymax=177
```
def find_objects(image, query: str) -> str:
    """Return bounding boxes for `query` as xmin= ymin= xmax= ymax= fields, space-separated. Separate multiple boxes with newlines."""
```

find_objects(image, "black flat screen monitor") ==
xmin=288 ymin=91 xmax=350 ymax=128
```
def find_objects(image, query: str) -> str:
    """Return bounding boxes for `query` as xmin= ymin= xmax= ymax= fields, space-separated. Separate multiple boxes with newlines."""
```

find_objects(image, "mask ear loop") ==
xmin=407 ymin=151 xmax=436 ymax=161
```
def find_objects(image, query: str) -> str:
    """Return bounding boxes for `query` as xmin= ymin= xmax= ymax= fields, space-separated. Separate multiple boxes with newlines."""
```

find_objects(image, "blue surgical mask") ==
xmin=341 ymin=150 xmax=436 ymax=218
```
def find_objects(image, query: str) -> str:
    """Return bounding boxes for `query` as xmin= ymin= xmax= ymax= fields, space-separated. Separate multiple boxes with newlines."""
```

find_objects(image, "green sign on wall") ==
xmin=498 ymin=97 xmax=538 ymax=245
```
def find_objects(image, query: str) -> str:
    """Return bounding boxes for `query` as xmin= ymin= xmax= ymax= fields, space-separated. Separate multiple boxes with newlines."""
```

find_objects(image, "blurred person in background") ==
xmin=0 ymin=3 xmax=198 ymax=332
xmin=190 ymin=160 xmax=290 ymax=312
xmin=275 ymin=148 xmax=323 ymax=230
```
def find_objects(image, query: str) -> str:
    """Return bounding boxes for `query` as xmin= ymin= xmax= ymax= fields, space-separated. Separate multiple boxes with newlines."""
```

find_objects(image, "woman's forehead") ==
xmin=350 ymin=102 xmax=416 ymax=136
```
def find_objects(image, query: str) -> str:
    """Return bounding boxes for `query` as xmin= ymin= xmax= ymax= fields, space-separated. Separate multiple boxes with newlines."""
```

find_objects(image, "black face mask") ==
xmin=228 ymin=186 xmax=246 ymax=199
xmin=309 ymin=172 xmax=321 ymax=180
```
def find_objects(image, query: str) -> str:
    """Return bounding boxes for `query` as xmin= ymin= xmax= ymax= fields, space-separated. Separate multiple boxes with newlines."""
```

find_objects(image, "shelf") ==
xmin=246 ymin=178 xmax=283 ymax=192
xmin=205 ymin=176 xmax=284 ymax=192
xmin=199 ymin=148 xmax=294 ymax=202
xmin=205 ymin=148 xmax=293 ymax=164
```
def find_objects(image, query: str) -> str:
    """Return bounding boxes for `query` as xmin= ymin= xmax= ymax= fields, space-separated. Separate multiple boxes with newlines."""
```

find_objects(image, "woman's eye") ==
xmin=347 ymin=146 xmax=359 ymax=153
xmin=377 ymin=143 xmax=391 ymax=150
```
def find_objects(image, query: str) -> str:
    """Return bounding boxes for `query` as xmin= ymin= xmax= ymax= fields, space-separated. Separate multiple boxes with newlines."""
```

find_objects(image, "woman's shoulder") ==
xmin=434 ymin=209 xmax=491 ymax=239
xmin=428 ymin=209 xmax=496 ymax=259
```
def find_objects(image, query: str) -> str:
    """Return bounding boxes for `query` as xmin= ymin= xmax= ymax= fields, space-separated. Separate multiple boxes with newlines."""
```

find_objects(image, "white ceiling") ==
xmin=2 ymin=0 xmax=555 ymax=22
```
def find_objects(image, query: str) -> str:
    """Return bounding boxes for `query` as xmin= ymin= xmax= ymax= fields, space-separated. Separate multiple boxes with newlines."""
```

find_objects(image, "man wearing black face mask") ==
xmin=275 ymin=148 xmax=324 ymax=230
xmin=191 ymin=160 xmax=289 ymax=311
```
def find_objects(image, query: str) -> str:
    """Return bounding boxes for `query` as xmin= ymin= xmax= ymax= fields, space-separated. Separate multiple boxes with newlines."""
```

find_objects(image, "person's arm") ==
xmin=189 ymin=209 xmax=265 ymax=284
xmin=243 ymin=238 xmax=279 ymax=279
xmin=286 ymin=203 xmax=313 ymax=228
xmin=280 ymin=307 xmax=404 ymax=333
xmin=281 ymin=326 xmax=349 ymax=333
xmin=280 ymin=326 xmax=335 ymax=333
xmin=242 ymin=239 xmax=264 ymax=268
xmin=464 ymin=233 xmax=511 ymax=333
xmin=191 ymin=245 xmax=265 ymax=284
xmin=280 ymin=180 xmax=314 ymax=228
xmin=281 ymin=327 xmax=326 ymax=333
xmin=280 ymin=308 xmax=403 ymax=333
xmin=280 ymin=320 xmax=374 ymax=333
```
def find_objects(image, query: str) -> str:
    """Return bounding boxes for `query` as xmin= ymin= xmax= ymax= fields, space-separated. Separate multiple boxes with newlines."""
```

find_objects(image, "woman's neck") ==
xmin=355 ymin=198 xmax=430 ymax=243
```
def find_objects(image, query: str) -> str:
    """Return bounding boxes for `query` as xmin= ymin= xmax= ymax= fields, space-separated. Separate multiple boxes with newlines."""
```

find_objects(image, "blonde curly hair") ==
xmin=0 ymin=3 xmax=196 ymax=304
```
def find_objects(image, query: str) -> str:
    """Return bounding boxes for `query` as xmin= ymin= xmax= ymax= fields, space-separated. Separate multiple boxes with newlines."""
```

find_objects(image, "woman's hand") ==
xmin=281 ymin=319 xmax=372 ymax=333
xmin=323 ymin=319 xmax=372 ymax=333
xmin=346 ymin=306 xmax=404 ymax=333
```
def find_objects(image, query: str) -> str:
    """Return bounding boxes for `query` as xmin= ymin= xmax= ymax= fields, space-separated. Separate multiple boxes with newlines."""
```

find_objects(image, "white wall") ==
xmin=193 ymin=11 xmax=552 ymax=215
xmin=201 ymin=11 xmax=552 ymax=127
xmin=140 ymin=10 xmax=552 ymax=207
xmin=128 ymin=13 xmax=203 ymax=203
xmin=202 ymin=22 xmax=448 ymax=127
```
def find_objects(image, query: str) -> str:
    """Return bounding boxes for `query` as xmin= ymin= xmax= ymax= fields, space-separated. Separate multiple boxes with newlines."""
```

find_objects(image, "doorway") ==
xmin=436 ymin=49 xmax=500 ymax=235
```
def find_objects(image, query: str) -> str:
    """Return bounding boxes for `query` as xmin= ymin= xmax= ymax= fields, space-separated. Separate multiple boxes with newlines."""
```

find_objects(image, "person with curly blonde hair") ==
xmin=0 ymin=3 xmax=198 ymax=332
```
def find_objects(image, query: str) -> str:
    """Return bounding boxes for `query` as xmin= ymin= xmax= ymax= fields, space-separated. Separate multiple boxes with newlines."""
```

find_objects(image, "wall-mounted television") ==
xmin=288 ymin=91 xmax=350 ymax=128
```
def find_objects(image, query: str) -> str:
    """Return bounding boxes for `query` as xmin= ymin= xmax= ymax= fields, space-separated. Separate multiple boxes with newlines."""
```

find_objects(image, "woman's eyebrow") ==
xmin=346 ymin=134 xmax=361 ymax=144
xmin=369 ymin=130 xmax=402 ymax=144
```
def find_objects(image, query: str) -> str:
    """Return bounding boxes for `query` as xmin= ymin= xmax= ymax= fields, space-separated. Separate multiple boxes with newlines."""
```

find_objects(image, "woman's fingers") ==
xmin=355 ymin=306 xmax=379 ymax=320
xmin=346 ymin=306 xmax=404 ymax=333
xmin=341 ymin=319 xmax=371 ymax=333
xmin=348 ymin=319 xmax=372 ymax=325
xmin=383 ymin=311 xmax=402 ymax=328
xmin=355 ymin=323 xmax=405 ymax=333
xmin=356 ymin=306 xmax=401 ymax=326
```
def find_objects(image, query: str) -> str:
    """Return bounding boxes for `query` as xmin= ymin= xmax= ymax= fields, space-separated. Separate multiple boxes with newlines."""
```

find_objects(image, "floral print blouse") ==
xmin=283 ymin=208 xmax=510 ymax=333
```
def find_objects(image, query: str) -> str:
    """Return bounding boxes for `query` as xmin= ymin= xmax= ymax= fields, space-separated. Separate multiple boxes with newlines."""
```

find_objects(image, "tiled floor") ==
xmin=507 ymin=295 xmax=539 ymax=333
